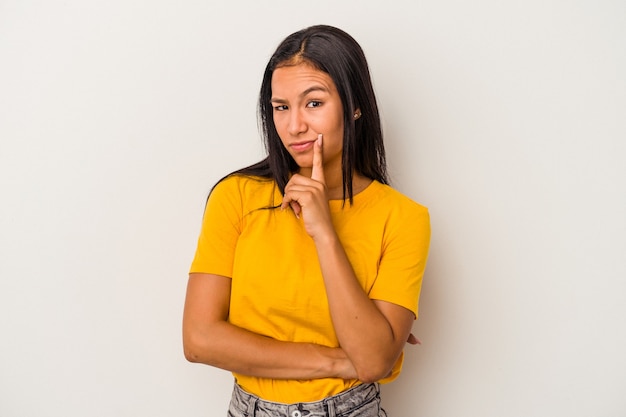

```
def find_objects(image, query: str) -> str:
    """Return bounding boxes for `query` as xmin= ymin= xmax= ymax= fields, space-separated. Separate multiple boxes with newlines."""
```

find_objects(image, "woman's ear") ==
xmin=353 ymin=108 xmax=362 ymax=120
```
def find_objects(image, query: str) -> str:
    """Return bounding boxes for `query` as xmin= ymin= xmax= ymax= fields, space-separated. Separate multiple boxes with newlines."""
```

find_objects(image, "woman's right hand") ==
xmin=406 ymin=333 xmax=422 ymax=345
xmin=321 ymin=345 xmax=358 ymax=380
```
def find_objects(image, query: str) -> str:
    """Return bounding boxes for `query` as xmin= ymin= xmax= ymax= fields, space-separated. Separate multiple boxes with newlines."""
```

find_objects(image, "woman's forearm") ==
xmin=313 ymin=232 xmax=412 ymax=383
xmin=184 ymin=320 xmax=355 ymax=380
xmin=182 ymin=273 xmax=356 ymax=380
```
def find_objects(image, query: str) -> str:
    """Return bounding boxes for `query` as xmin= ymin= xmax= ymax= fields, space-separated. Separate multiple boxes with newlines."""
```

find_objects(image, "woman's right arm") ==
xmin=182 ymin=272 xmax=356 ymax=380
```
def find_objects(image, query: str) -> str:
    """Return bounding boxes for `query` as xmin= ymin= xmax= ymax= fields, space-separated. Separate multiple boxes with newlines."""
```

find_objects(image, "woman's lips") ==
xmin=290 ymin=140 xmax=315 ymax=152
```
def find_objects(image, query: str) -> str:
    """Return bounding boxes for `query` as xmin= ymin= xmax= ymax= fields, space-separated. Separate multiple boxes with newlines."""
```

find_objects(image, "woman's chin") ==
xmin=292 ymin=156 xmax=313 ymax=169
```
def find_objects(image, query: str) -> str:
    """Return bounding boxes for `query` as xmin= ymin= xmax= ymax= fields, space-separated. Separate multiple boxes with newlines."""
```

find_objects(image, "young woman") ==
xmin=183 ymin=25 xmax=431 ymax=417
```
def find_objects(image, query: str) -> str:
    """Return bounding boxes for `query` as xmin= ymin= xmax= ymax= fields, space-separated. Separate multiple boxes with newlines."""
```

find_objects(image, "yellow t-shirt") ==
xmin=190 ymin=175 xmax=430 ymax=403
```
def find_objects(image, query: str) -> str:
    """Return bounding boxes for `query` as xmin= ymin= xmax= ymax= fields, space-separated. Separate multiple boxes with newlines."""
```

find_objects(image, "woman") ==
xmin=183 ymin=25 xmax=431 ymax=416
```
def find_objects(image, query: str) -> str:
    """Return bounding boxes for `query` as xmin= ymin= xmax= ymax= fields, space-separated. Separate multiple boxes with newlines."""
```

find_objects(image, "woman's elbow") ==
xmin=355 ymin=361 xmax=394 ymax=384
xmin=183 ymin=345 xmax=200 ymax=363
xmin=182 ymin=332 xmax=207 ymax=363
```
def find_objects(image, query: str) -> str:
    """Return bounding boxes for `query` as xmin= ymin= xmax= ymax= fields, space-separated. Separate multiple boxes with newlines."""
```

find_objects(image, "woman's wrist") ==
xmin=312 ymin=226 xmax=340 ymax=248
xmin=313 ymin=345 xmax=357 ymax=380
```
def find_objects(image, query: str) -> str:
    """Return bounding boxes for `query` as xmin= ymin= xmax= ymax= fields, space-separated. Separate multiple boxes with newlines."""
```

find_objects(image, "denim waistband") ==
xmin=229 ymin=382 xmax=381 ymax=417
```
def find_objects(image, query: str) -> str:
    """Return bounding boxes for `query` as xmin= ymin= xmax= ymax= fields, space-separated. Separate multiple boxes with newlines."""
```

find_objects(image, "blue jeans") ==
xmin=227 ymin=382 xmax=387 ymax=417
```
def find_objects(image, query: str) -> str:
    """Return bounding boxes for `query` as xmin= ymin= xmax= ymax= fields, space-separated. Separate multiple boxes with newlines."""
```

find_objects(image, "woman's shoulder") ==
xmin=369 ymin=181 xmax=428 ymax=214
xmin=211 ymin=174 xmax=279 ymax=207
xmin=368 ymin=182 xmax=430 ymax=235
xmin=216 ymin=174 xmax=275 ymax=190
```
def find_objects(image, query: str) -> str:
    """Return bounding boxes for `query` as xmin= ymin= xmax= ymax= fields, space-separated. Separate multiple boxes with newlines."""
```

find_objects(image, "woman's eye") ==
xmin=274 ymin=105 xmax=288 ymax=111
xmin=307 ymin=101 xmax=322 ymax=108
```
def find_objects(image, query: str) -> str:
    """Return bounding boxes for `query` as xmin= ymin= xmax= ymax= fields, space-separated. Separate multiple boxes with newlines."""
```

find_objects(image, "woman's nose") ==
xmin=287 ymin=109 xmax=307 ymax=136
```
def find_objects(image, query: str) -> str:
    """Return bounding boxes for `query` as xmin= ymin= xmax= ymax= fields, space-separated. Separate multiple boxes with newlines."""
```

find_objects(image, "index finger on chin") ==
xmin=310 ymin=134 xmax=325 ymax=183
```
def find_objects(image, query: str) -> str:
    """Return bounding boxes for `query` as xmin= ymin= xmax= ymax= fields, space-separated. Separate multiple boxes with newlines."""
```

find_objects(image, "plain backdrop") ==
xmin=1 ymin=1 xmax=625 ymax=416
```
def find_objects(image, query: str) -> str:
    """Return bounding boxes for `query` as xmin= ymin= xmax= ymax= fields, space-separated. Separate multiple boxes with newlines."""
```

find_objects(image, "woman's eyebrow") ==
xmin=300 ymin=85 xmax=329 ymax=97
xmin=271 ymin=85 xmax=330 ymax=103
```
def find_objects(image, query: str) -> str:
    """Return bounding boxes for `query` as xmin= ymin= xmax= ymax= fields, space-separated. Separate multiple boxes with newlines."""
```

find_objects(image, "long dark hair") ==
xmin=221 ymin=25 xmax=388 ymax=204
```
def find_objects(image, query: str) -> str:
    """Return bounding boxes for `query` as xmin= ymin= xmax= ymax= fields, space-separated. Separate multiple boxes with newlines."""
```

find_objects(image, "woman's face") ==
xmin=270 ymin=62 xmax=345 ymax=177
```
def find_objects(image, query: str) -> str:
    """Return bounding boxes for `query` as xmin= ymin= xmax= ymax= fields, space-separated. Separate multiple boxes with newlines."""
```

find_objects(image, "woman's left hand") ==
xmin=281 ymin=134 xmax=334 ymax=240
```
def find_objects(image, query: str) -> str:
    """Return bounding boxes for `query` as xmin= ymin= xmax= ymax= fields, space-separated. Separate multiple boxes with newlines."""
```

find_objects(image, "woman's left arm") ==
xmin=313 ymin=235 xmax=415 ymax=383
xmin=281 ymin=137 xmax=424 ymax=383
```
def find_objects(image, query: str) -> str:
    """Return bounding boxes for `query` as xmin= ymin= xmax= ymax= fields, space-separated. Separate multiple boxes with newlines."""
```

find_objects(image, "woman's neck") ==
xmin=326 ymin=173 xmax=372 ymax=200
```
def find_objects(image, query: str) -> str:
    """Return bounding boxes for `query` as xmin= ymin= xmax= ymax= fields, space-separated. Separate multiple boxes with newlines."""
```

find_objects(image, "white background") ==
xmin=1 ymin=1 xmax=625 ymax=416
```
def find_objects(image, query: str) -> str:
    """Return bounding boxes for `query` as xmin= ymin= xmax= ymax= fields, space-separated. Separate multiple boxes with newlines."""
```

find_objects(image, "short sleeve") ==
xmin=369 ymin=203 xmax=431 ymax=318
xmin=189 ymin=177 xmax=243 ymax=277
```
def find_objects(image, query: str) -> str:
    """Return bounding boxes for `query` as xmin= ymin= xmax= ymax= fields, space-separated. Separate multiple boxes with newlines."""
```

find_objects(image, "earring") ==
xmin=353 ymin=110 xmax=361 ymax=120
